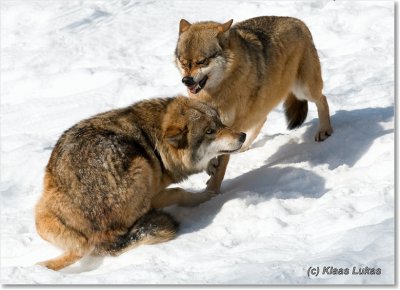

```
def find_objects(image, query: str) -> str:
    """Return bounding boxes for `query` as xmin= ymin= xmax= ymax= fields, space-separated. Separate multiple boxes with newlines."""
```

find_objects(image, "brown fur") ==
xmin=35 ymin=96 xmax=245 ymax=270
xmin=175 ymin=16 xmax=333 ymax=193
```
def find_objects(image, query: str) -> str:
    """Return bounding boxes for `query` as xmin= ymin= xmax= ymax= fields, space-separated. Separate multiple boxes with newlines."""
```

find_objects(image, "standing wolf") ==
xmin=175 ymin=16 xmax=333 ymax=193
xmin=35 ymin=96 xmax=245 ymax=270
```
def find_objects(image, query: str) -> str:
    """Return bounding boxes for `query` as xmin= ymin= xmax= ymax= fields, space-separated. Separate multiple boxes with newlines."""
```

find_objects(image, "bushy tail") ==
xmin=97 ymin=210 xmax=179 ymax=256
xmin=284 ymin=92 xmax=308 ymax=130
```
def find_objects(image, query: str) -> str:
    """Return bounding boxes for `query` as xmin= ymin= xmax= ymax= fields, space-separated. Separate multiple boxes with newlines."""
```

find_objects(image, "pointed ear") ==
xmin=164 ymin=126 xmax=187 ymax=148
xmin=179 ymin=19 xmax=191 ymax=35
xmin=218 ymin=19 xmax=233 ymax=33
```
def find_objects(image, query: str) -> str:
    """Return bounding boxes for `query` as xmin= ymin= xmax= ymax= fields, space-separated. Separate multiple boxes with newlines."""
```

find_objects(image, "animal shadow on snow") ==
xmin=172 ymin=165 xmax=327 ymax=235
xmin=171 ymin=106 xmax=394 ymax=234
xmin=266 ymin=106 xmax=394 ymax=170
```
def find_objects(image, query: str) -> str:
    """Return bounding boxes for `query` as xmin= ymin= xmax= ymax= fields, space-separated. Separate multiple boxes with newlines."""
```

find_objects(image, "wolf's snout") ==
xmin=239 ymin=132 xmax=246 ymax=143
xmin=182 ymin=76 xmax=195 ymax=86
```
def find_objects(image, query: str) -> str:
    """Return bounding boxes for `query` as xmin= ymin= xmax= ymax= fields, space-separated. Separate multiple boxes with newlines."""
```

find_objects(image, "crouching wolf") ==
xmin=175 ymin=16 xmax=333 ymax=193
xmin=35 ymin=96 xmax=246 ymax=271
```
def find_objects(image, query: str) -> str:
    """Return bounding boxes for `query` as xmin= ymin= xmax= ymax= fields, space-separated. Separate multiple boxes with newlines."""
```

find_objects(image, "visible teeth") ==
xmin=196 ymin=84 xmax=201 ymax=89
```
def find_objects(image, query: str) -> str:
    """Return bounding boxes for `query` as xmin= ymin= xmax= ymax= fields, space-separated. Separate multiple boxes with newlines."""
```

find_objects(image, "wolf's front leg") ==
xmin=205 ymin=154 xmax=230 ymax=194
xmin=151 ymin=187 xmax=216 ymax=208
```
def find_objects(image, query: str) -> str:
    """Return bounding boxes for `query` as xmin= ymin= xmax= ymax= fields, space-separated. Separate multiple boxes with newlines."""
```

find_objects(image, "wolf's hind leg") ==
xmin=35 ymin=207 xmax=90 ymax=270
xmin=297 ymin=47 xmax=333 ymax=141
xmin=312 ymin=94 xmax=333 ymax=141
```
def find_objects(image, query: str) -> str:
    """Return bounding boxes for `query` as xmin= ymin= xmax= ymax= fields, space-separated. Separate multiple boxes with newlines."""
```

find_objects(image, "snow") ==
xmin=1 ymin=0 xmax=394 ymax=285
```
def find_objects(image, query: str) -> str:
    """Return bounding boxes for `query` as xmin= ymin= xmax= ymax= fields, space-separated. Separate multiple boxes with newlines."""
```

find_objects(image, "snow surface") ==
xmin=1 ymin=0 xmax=395 ymax=285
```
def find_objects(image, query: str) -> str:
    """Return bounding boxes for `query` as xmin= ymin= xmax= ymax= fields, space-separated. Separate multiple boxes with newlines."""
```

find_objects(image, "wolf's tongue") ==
xmin=188 ymin=85 xmax=197 ymax=94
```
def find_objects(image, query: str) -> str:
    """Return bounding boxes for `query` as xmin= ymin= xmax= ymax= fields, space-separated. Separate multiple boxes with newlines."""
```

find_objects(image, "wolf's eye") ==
xmin=196 ymin=59 xmax=207 ymax=65
xmin=209 ymin=52 xmax=219 ymax=58
xmin=205 ymin=128 xmax=215 ymax=134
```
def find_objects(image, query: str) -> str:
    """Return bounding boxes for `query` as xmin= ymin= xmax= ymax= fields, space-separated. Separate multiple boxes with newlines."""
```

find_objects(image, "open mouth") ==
xmin=188 ymin=75 xmax=208 ymax=94
xmin=218 ymin=147 xmax=242 ymax=154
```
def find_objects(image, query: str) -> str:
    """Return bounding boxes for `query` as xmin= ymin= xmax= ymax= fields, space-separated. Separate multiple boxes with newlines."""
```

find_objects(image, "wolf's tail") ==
xmin=36 ymin=209 xmax=178 ymax=270
xmin=97 ymin=209 xmax=179 ymax=256
xmin=284 ymin=92 xmax=308 ymax=130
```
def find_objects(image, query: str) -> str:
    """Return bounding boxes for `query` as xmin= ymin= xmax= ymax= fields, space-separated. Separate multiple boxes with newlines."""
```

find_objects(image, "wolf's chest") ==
xmin=218 ymin=108 xmax=236 ymax=127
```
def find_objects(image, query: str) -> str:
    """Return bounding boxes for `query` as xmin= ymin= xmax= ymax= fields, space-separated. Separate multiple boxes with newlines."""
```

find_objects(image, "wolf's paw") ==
xmin=315 ymin=126 xmax=333 ymax=142
xmin=206 ymin=157 xmax=219 ymax=176
xmin=36 ymin=261 xmax=49 ymax=268
xmin=36 ymin=260 xmax=57 ymax=271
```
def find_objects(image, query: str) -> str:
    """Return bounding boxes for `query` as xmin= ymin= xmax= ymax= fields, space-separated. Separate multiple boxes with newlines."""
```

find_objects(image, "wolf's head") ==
xmin=175 ymin=19 xmax=233 ymax=94
xmin=160 ymin=97 xmax=245 ymax=172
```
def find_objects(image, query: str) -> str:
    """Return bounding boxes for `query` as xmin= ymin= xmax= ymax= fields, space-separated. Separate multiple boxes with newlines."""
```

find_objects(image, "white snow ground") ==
xmin=0 ymin=0 xmax=394 ymax=285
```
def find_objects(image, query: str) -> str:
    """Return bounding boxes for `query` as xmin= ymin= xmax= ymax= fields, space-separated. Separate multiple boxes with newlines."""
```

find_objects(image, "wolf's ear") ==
xmin=218 ymin=19 xmax=233 ymax=33
xmin=179 ymin=19 xmax=191 ymax=35
xmin=164 ymin=126 xmax=188 ymax=148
